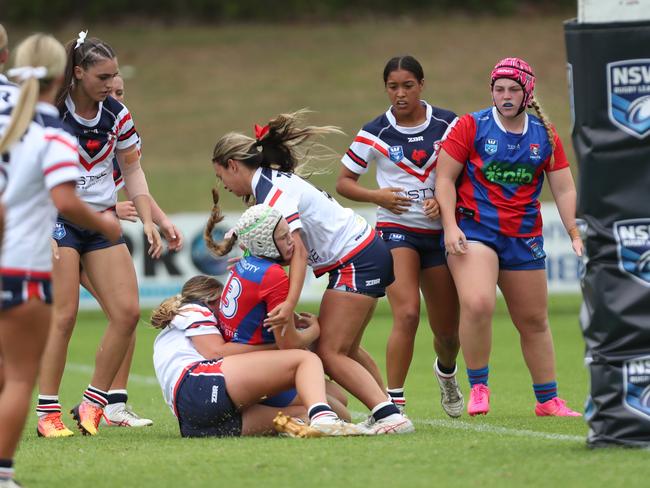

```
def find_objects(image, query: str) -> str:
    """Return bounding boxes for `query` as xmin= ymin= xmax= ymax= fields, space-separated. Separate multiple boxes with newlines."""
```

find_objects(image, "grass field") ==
xmin=8 ymin=14 xmax=576 ymax=213
xmin=16 ymin=295 xmax=650 ymax=487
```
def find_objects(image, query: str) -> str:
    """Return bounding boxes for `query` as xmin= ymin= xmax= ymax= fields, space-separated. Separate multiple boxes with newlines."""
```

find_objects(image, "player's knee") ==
xmin=51 ymin=309 xmax=80 ymax=336
xmin=111 ymin=305 xmax=140 ymax=333
xmin=393 ymin=308 xmax=420 ymax=332
xmin=517 ymin=313 xmax=549 ymax=335
xmin=462 ymin=294 xmax=495 ymax=320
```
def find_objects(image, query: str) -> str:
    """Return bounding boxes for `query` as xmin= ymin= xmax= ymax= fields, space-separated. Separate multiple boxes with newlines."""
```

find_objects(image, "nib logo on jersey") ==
xmin=607 ymin=59 xmax=650 ymax=139
xmin=623 ymin=355 xmax=650 ymax=420
xmin=613 ymin=219 xmax=650 ymax=286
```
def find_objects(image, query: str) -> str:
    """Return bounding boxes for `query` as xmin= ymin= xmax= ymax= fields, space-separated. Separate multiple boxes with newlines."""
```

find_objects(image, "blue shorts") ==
xmin=457 ymin=218 xmax=546 ymax=271
xmin=261 ymin=388 xmax=298 ymax=408
xmin=0 ymin=272 xmax=52 ymax=311
xmin=377 ymin=224 xmax=446 ymax=269
xmin=52 ymin=214 xmax=124 ymax=255
xmin=174 ymin=360 xmax=242 ymax=438
xmin=327 ymin=234 xmax=395 ymax=298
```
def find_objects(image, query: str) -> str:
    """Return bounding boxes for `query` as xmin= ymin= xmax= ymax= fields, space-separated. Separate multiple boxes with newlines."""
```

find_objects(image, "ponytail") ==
xmin=0 ymin=33 xmax=66 ymax=155
xmin=211 ymin=109 xmax=344 ymax=179
xmin=529 ymin=97 xmax=556 ymax=169
xmin=204 ymin=187 xmax=238 ymax=257
xmin=151 ymin=275 xmax=223 ymax=329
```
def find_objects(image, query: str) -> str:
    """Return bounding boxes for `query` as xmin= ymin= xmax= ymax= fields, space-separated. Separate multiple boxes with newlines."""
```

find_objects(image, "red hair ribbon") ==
xmin=254 ymin=124 xmax=270 ymax=141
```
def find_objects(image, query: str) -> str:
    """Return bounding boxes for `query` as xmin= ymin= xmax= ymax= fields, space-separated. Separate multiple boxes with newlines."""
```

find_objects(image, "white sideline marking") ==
xmin=65 ymin=363 xmax=159 ymax=386
xmin=351 ymin=411 xmax=584 ymax=442
xmin=65 ymin=364 xmax=584 ymax=442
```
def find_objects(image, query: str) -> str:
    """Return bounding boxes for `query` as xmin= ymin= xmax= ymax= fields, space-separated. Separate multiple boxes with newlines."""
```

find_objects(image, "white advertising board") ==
xmin=79 ymin=204 xmax=582 ymax=309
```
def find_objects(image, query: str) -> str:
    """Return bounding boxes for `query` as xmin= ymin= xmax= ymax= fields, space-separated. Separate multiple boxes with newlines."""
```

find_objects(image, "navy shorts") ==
xmin=0 ymin=273 xmax=52 ymax=311
xmin=456 ymin=218 xmax=546 ymax=271
xmin=52 ymin=214 xmax=124 ymax=255
xmin=327 ymin=234 xmax=395 ymax=298
xmin=377 ymin=224 xmax=446 ymax=269
xmin=261 ymin=388 xmax=298 ymax=408
xmin=174 ymin=360 xmax=242 ymax=438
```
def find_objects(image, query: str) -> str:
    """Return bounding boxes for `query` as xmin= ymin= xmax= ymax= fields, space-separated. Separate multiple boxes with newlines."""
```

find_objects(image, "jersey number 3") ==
xmin=221 ymin=276 xmax=242 ymax=319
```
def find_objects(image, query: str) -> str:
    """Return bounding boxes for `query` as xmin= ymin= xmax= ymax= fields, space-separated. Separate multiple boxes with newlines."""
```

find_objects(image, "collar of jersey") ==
xmin=385 ymin=100 xmax=432 ymax=135
xmin=491 ymin=106 xmax=529 ymax=136
xmin=65 ymin=94 xmax=103 ymax=127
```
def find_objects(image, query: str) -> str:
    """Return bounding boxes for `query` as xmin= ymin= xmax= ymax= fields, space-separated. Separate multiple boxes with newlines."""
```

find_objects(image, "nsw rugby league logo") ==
xmin=613 ymin=218 xmax=650 ymax=286
xmin=623 ymin=355 xmax=650 ymax=420
xmin=388 ymin=145 xmax=404 ymax=163
xmin=484 ymin=138 xmax=498 ymax=155
xmin=607 ymin=59 xmax=650 ymax=139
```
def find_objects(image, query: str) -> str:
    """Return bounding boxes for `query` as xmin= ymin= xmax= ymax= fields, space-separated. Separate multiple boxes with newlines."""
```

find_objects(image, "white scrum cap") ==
xmin=235 ymin=204 xmax=283 ymax=260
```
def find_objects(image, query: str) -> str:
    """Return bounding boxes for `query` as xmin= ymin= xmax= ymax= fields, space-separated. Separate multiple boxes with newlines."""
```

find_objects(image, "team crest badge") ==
xmin=52 ymin=223 xmax=66 ymax=240
xmin=388 ymin=145 xmax=404 ymax=163
xmin=613 ymin=218 xmax=650 ymax=286
xmin=607 ymin=59 xmax=650 ymax=139
xmin=529 ymin=143 xmax=541 ymax=159
xmin=623 ymin=355 xmax=650 ymax=420
xmin=485 ymin=138 xmax=498 ymax=155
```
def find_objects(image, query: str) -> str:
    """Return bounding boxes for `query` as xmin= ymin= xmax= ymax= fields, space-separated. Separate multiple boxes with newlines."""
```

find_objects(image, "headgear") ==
xmin=235 ymin=204 xmax=283 ymax=260
xmin=490 ymin=57 xmax=535 ymax=113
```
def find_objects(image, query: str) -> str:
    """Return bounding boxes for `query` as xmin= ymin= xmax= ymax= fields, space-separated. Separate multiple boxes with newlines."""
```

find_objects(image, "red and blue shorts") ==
xmin=455 ymin=218 xmax=546 ymax=271
xmin=173 ymin=359 xmax=242 ymax=438
xmin=0 ymin=270 xmax=52 ymax=311
xmin=325 ymin=234 xmax=394 ymax=298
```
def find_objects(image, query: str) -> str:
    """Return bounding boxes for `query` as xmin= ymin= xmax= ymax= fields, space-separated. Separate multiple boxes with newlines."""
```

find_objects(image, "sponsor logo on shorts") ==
xmin=613 ymin=219 xmax=650 ymax=286
xmin=211 ymin=385 xmax=219 ymax=403
xmin=623 ymin=355 xmax=650 ymax=420
xmin=52 ymin=223 xmax=66 ymax=240
xmin=388 ymin=233 xmax=405 ymax=242
xmin=365 ymin=278 xmax=381 ymax=286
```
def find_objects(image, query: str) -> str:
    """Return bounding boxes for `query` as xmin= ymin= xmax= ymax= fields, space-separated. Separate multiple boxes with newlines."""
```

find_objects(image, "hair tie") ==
xmin=254 ymin=123 xmax=270 ymax=141
xmin=7 ymin=66 xmax=48 ymax=82
xmin=74 ymin=30 xmax=88 ymax=50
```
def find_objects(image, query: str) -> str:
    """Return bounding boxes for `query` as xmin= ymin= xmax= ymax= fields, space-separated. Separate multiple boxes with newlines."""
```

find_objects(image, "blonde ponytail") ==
xmin=0 ymin=33 xmax=66 ymax=155
xmin=529 ymin=97 xmax=556 ymax=169
xmin=0 ymin=78 xmax=39 ymax=154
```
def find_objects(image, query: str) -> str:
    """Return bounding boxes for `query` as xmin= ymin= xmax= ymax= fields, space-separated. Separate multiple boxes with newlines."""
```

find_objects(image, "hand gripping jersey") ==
xmin=153 ymin=303 xmax=222 ymax=414
xmin=342 ymin=101 xmax=458 ymax=232
xmin=0 ymin=102 xmax=80 ymax=276
xmin=251 ymin=167 xmax=373 ymax=276
xmin=442 ymin=106 xmax=569 ymax=237
xmin=61 ymin=95 xmax=139 ymax=211
xmin=218 ymin=255 xmax=289 ymax=344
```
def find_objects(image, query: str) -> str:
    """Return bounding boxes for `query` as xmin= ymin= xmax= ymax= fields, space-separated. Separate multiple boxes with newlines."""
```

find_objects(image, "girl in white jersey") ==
xmin=0 ymin=34 xmax=121 ymax=486
xmin=338 ymin=56 xmax=463 ymax=417
xmin=36 ymin=31 xmax=162 ymax=438
xmin=211 ymin=112 xmax=413 ymax=434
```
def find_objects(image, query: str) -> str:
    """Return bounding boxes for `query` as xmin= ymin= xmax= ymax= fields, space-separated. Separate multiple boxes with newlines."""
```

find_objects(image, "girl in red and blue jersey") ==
xmin=436 ymin=57 xmax=583 ymax=417
xmin=338 ymin=56 xmax=462 ymax=417
xmin=211 ymin=113 xmax=413 ymax=434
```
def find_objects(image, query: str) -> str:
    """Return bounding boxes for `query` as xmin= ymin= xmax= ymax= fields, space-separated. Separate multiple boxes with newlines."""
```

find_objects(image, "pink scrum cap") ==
xmin=490 ymin=57 xmax=536 ymax=110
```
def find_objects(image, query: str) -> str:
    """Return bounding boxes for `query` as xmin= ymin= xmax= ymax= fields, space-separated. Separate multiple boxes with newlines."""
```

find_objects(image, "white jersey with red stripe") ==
xmin=153 ymin=303 xmax=222 ymax=413
xmin=251 ymin=167 xmax=372 ymax=275
xmin=0 ymin=102 xmax=80 ymax=276
xmin=341 ymin=101 xmax=458 ymax=232
xmin=61 ymin=95 xmax=139 ymax=211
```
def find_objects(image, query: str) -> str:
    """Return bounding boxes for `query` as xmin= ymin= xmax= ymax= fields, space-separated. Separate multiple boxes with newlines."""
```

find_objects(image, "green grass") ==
xmin=17 ymin=295 xmax=650 ymax=487
xmin=7 ymin=15 xmax=577 ymax=212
